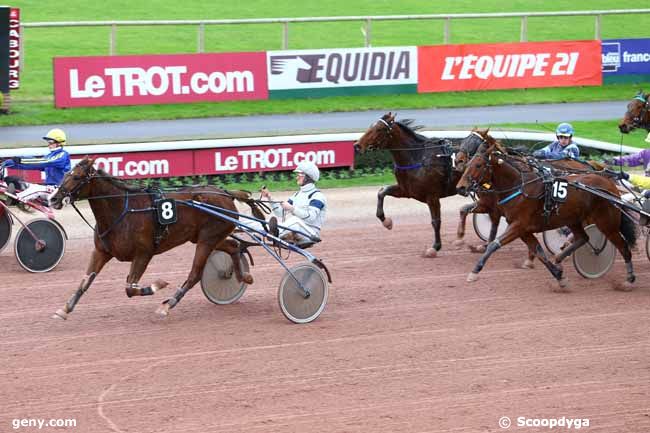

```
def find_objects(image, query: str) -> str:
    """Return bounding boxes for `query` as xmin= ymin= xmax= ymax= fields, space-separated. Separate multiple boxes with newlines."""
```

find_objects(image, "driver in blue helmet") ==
xmin=532 ymin=123 xmax=580 ymax=160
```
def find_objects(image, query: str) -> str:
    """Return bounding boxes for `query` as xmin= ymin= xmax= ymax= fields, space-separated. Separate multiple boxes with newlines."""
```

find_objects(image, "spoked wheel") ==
xmin=200 ymin=251 xmax=250 ymax=305
xmin=543 ymin=226 xmax=572 ymax=256
xmin=0 ymin=209 xmax=12 ymax=254
xmin=278 ymin=262 xmax=328 ymax=324
xmin=14 ymin=218 xmax=66 ymax=273
xmin=472 ymin=213 xmax=507 ymax=242
xmin=572 ymin=224 xmax=616 ymax=279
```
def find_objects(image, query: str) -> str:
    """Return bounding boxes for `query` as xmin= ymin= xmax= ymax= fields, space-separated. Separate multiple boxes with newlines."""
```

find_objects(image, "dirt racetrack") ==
xmin=2 ymin=186 xmax=650 ymax=433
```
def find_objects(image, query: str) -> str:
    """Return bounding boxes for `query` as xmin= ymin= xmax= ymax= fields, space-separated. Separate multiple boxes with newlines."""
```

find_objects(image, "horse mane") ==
xmin=95 ymin=168 xmax=146 ymax=192
xmin=396 ymin=119 xmax=436 ymax=144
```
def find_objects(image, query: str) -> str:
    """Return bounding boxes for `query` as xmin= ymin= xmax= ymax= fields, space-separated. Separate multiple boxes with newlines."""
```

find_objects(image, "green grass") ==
xmin=3 ymin=1 xmax=650 ymax=126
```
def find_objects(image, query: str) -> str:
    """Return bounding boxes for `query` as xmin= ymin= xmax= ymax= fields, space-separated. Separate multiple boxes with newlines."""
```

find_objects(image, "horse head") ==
xmin=354 ymin=112 xmax=397 ymax=153
xmin=456 ymin=138 xmax=504 ymax=197
xmin=50 ymin=157 xmax=96 ymax=209
xmin=456 ymin=128 xmax=491 ymax=172
xmin=619 ymin=90 xmax=650 ymax=133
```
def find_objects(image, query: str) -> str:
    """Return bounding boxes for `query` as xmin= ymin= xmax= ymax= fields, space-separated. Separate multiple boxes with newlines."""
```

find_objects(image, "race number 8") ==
xmin=552 ymin=180 xmax=568 ymax=202
xmin=157 ymin=199 xmax=177 ymax=225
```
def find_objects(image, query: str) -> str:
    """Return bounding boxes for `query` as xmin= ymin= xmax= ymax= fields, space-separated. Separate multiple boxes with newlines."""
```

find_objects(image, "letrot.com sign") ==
xmin=267 ymin=47 xmax=418 ymax=99
xmin=53 ymin=52 xmax=268 ymax=107
xmin=418 ymin=40 xmax=601 ymax=92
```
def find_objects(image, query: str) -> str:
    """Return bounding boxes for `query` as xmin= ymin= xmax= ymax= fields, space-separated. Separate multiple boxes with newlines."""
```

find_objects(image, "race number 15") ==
xmin=552 ymin=180 xmax=569 ymax=202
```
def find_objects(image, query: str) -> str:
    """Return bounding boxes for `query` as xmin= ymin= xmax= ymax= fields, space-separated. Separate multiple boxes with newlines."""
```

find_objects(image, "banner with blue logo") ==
xmin=602 ymin=38 xmax=650 ymax=83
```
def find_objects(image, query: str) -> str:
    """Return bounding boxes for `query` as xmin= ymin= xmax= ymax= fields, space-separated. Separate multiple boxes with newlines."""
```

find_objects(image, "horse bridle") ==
xmin=363 ymin=117 xmax=395 ymax=151
xmin=57 ymin=165 xmax=98 ymax=204
xmin=629 ymin=94 xmax=650 ymax=129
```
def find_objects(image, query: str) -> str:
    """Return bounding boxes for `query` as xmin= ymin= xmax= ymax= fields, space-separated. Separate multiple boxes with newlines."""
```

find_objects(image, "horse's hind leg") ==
xmin=425 ymin=197 xmax=442 ymax=258
xmin=217 ymin=238 xmax=253 ymax=284
xmin=124 ymin=254 xmax=169 ymax=297
xmin=598 ymin=219 xmax=636 ymax=289
xmin=52 ymin=248 xmax=112 ymax=320
xmin=520 ymin=233 xmax=567 ymax=291
xmin=157 ymin=240 xmax=213 ymax=317
xmin=552 ymin=224 xmax=588 ymax=264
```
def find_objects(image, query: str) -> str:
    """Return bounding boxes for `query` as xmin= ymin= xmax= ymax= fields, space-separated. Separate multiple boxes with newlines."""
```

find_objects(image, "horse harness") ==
xmin=631 ymin=93 xmax=650 ymax=130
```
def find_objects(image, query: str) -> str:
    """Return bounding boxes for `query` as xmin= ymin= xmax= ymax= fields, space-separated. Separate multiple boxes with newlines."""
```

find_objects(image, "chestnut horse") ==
xmin=454 ymin=129 xmax=604 ymax=257
xmin=50 ymin=157 xmax=264 ymax=319
xmin=619 ymin=90 xmax=650 ymax=134
xmin=456 ymin=136 xmax=637 ymax=291
xmin=354 ymin=113 xmax=460 ymax=257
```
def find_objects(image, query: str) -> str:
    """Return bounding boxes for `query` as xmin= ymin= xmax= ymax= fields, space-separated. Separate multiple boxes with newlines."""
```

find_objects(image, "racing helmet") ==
xmin=294 ymin=160 xmax=320 ymax=182
xmin=43 ymin=128 xmax=67 ymax=145
xmin=555 ymin=122 xmax=574 ymax=137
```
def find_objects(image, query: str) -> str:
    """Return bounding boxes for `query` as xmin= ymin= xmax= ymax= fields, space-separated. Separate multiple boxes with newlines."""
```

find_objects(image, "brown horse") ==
xmin=50 ymin=157 xmax=263 ymax=319
xmin=456 ymin=136 xmax=637 ymax=291
xmin=619 ymin=90 xmax=650 ymax=134
xmin=454 ymin=128 xmax=604 ymax=257
xmin=354 ymin=112 xmax=460 ymax=257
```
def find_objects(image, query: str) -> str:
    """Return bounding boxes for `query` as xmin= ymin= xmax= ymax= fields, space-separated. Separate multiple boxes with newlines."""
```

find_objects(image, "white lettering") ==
xmin=69 ymin=70 xmax=105 ymax=98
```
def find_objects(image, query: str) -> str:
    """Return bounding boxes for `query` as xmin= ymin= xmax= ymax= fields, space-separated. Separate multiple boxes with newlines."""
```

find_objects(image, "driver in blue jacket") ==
xmin=533 ymin=123 xmax=580 ymax=160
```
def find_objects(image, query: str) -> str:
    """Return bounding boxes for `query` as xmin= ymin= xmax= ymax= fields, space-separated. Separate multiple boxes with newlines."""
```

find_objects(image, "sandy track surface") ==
xmin=1 ymin=186 xmax=650 ymax=432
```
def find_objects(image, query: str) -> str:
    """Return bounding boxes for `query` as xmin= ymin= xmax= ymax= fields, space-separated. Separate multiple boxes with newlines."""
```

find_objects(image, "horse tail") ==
xmin=619 ymin=211 xmax=638 ymax=249
xmin=226 ymin=189 xmax=268 ymax=221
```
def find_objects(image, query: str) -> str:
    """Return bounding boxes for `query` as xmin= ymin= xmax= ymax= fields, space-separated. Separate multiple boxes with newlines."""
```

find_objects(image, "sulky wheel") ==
xmin=572 ymin=224 xmax=616 ymax=279
xmin=472 ymin=213 xmax=507 ymax=242
xmin=200 ymin=251 xmax=250 ymax=305
xmin=646 ymin=234 xmax=650 ymax=263
xmin=278 ymin=262 xmax=328 ymax=324
xmin=0 ymin=209 xmax=12 ymax=254
xmin=14 ymin=218 xmax=66 ymax=273
xmin=543 ymin=226 xmax=572 ymax=256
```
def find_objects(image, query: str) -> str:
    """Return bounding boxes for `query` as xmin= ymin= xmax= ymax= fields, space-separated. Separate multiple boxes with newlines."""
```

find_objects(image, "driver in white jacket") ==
xmin=247 ymin=160 xmax=327 ymax=245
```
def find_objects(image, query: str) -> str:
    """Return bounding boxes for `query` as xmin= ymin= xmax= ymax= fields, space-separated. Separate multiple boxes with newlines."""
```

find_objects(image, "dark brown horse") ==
xmin=454 ymin=128 xmax=604 ymax=257
xmin=50 ymin=157 xmax=263 ymax=319
xmin=456 ymin=135 xmax=637 ymax=291
xmin=354 ymin=113 xmax=460 ymax=257
xmin=619 ymin=90 xmax=650 ymax=134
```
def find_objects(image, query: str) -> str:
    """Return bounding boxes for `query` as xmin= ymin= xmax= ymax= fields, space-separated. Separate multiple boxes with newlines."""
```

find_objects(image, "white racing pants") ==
xmin=16 ymin=183 xmax=58 ymax=205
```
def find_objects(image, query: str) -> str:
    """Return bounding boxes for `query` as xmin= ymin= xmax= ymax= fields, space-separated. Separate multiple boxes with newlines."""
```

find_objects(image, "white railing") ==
xmin=21 ymin=9 xmax=650 ymax=55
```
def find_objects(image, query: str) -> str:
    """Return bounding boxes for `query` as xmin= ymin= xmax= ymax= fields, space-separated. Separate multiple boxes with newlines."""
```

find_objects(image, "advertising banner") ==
xmin=0 ymin=6 xmax=9 ymax=94
xmin=53 ymin=52 xmax=268 ymax=107
xmin=12 ymin=141 xmax=355 ymax=182
xmin=9 ymin=7 xmax=18 ymax=89
xmin=267 ymin=46 xmax=417 ymax=99
xmin=602 ymin=38 xmax=650 ymax=83
xmin=418 ymin=40 xmax=601 ymax=93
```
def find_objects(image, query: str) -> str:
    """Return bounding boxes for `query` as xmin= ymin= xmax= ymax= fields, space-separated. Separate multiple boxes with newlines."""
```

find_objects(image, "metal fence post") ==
xmin=595 ymin=14 xmax=602 ymax=40
xmin=109 ymin=23 xmax=116 ymax=55
xmin=365 ymin=18 xmax=371 ymax=47
xmin=282 ymin=21 xmax=288 ymax=49
xmin=520 ymin=15 xmax=528 ymax=42
xmin=444 ymin=17 xmax=450 ymax=44
xmin=198 ymin=22 xmax=205 ymax=52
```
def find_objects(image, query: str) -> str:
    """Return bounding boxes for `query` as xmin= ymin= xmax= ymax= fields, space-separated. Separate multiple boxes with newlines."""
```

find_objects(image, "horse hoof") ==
xmin=466 ymin=272 xmax=479 ymax=282
xmin=156 ymin=304 xmax=171 ymax=317
xmin=520 ymin=259 xmax=535 ymax=269
xmin=453 ymin=239 xmax=465 ymax=247
xmin=615 ymin=281 xmax=634 ymax=292
xmin=152 ymin=279 xmax=169 ymax=291
xmin=242 ymin=273 xmax=254 ymax=285
xmin=469 ymin=244 xmax=486 ymax=253
xmin=553 ymin=278 xmax=570 ymax=292
xmin=382 ymin=218 xmax=393 ymax=230
xmin=423 ymin=248 xmax=437 ymax=258
xmin=52 ymin=309 xmax=68 ymax=320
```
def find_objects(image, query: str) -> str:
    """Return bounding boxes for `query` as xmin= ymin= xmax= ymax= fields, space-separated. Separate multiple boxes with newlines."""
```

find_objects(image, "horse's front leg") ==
xmin=520 ymin=233 xmax=567 ymax=291
xmin=217 ymin=238 xmax=253 ymax=285
xmin=377 ymin=184 xmax=404 ymax=230
xmin=52 ymin=248 xmax=112 ymax=320
xmin=424 ymin=197 xmax=442 ymax=258
xmin=124 ymin=254 xmax=169 ymax=297
xmin=157 ymin=241 xmax=213 ymax=317
xmin=467 ymin=222 xmax=522 ymax=282
xmin=454 ymin=202 xmax=476 ymax=246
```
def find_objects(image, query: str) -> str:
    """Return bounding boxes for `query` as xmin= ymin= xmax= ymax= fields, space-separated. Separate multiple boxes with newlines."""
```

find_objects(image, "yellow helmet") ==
xmin=43 ymin=128 xmax=66 ymax=145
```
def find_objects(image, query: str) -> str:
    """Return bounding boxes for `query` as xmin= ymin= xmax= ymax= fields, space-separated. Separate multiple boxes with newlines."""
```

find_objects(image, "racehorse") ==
xmin=619 ymin=90 xmax=650 ymax=133
xmin=456 ymin=135 xmax=637 ymax=291
xmin=454 ymin=128 xmax=605 ymax=257
xmin=354 ymin=112 xmax=461 ymax=257
xmin=50 ymin=157 xmax=264 ymax=319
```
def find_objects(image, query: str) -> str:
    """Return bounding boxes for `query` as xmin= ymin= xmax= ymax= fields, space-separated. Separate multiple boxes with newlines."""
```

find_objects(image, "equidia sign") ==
xmin=53 ymin=52 xmax=268 ymax=107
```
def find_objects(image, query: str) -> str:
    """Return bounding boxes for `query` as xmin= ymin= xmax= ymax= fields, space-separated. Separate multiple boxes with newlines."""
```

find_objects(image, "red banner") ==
xmin=53 ymin=52 xmax=268 ymax=107
xmin=418 ymin=40 xmax=602 ymax=93
xmin=9 ymin=8 xmax=19 ymax=89
xmin=11 ymin=141 xmax=354 ymax=182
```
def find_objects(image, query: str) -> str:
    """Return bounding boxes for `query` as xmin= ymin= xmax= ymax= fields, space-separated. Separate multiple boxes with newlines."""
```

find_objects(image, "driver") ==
xmin=2 ymin=128 xmax=71 ymax=206
xmin=532 ymin=123 xmax=580 ymax=160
